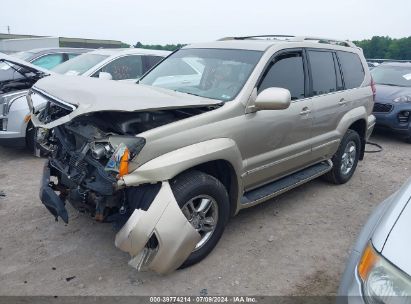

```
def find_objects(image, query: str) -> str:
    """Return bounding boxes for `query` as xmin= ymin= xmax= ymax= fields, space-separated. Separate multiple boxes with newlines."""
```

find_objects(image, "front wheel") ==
xmin=170 ymin=170 xmax=230 ymax=269
xmin=324 ymin=129 xmax=361 ymax=184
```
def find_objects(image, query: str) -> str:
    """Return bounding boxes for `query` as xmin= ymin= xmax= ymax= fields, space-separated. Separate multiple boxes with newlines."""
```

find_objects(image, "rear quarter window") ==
xmin=337 ymin=51 xmax=365 ymax=89
xmin=307 ymin=50 xmax=337 ymax=96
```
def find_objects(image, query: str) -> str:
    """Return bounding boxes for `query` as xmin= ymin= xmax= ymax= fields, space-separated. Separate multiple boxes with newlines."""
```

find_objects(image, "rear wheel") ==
xmin=170 ymin=170 xmax=229 ymax=269
xmin=324 ymin=129 xmax=361 ymax=184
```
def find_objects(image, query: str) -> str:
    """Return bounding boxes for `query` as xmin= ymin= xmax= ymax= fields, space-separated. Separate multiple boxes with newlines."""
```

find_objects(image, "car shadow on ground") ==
xmin=370 ymin=128 xmax=410 ymax=145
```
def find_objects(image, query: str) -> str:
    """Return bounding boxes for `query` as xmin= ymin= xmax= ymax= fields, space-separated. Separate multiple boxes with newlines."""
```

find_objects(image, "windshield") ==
xmin=139 ymin=48 xmax=263 ymax=101
xmin=0 ymin=51 xmax=35 ymax=70
xmin=371 ymin=65 xmax=411 ymax=87
xmin=52 ymin=53 xmax=109 ymax=75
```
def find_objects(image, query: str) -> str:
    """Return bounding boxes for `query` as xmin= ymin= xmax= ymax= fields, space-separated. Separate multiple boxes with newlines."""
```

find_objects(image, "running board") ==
xmin=240 ymin=160 xmax=333 ymax=207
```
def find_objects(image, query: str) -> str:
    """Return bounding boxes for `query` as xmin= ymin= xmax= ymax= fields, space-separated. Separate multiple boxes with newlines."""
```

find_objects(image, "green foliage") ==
xmin=354 ymin=36 xmax=411 ymax=60
xmin=133 ymin=37 xmax=411 ymax=59
xmin=134 ymin=41 xmax=186 ymax=51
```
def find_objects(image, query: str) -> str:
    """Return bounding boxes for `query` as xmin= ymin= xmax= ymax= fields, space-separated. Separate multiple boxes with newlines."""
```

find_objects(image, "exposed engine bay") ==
xmin=37 ymin=101 xmax=214 ymax=224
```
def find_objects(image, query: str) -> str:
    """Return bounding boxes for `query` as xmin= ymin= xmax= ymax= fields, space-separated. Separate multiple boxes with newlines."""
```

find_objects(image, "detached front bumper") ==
xmin=39 ymin=161 xmax=69 ymax=223
xmin=39 ymin=159 xmax=200 ymax=274
xmin=115 ymin=181 xmax=201 ymax=274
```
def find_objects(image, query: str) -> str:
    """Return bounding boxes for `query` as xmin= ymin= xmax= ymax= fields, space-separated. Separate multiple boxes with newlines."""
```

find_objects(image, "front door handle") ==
xmin=299 ymin=107 xmax=311 ymax=115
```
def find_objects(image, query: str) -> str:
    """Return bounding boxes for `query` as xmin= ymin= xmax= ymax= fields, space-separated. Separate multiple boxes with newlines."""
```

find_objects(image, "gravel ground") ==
xmin=0 ymin=130 xmax=409 ymax=296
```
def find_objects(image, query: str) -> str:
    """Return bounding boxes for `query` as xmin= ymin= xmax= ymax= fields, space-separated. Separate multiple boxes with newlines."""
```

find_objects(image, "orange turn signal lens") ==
xmin=24 ymin=114 xmax=31 ymax=123
xmin=118 ymin=147 xmax=130 ymax=177
xmin=358 ymin=242 xmax=379 ymax=281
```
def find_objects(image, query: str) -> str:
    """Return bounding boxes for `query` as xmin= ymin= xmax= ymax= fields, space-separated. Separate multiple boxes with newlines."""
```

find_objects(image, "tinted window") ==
xmin=308 ymin=51 xmax=337 ymax=96
xmin=142 ymin=56 xmax=163 ymax=73
xmin=93 ymin=55 xmax=143 ymax=80
xmin=258 ymin=52 xmax=305 ymax=100
xmin=52 ymin=53 xmax=109 ymax=75
xmin=31 ymin=53 xmax=64 ymax=69
xmin=337 ymin=51 xmax=365 ymax=89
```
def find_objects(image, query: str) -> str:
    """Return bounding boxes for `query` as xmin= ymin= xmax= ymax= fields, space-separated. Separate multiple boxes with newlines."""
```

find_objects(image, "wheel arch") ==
xmin=180 ymin=159 xmax=239 ymax=217
xmin=348 ymin=119 xmax=367 ymax=160
xmin=121 ymin=138 xmax=244 ymax=215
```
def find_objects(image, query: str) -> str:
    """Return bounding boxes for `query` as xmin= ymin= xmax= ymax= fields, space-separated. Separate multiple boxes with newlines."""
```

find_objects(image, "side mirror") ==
xmin=99 ymin=72 xmax=113 ymax=80
xmin=254 ymin=87 xmax=291 ymax=111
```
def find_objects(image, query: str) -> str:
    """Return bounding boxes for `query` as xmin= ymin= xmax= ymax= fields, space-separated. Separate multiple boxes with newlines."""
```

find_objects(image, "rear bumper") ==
xmin=366 ymin=115 xmax=376 ymax=140
xmin=115 ymin=181 xmax=201 ymax=274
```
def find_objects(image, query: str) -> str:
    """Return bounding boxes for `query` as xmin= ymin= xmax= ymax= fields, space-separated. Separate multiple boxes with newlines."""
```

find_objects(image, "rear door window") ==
xmin=92 ymin=55 xmax=143 ymax=80
xmin=337 ymin=51 xmax=365 ymax=89
xmin=307 ymin=50 xmax=337 ymax=96
xmin=258 ymin=51 xmax=306 ymax=100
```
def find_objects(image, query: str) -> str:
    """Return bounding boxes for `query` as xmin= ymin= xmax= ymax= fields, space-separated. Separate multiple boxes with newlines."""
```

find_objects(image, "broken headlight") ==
xmin=92 ymin=136 xmax=146 ymax=177
xmin=90 ymin=142 xmax=112 ymax=160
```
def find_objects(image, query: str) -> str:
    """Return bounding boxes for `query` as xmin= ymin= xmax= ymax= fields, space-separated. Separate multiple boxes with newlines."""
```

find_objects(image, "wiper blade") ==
xmin=175 ymin=90 xmax=201 ymax=97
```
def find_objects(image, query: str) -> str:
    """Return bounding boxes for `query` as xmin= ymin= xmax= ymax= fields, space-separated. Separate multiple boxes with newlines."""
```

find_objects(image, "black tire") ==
xmin=170 ymin=170 xmax=229 ymax=269
xmin=25 ymin=121 xmax=36 ymax=153
xmin=324 ymin=129 xmax=361 ymax=184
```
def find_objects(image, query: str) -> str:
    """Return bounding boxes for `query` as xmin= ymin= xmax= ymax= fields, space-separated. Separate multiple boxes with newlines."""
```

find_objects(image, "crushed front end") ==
xmin=30 ymin=87 xmax=203 ymax=274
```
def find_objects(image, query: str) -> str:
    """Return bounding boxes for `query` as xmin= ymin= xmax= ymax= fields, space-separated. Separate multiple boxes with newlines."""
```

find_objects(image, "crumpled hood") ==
xmin=31 ymin=74 xmax=222 ymax=128
xmin=375 ymin=84 xmax=411 ymax=103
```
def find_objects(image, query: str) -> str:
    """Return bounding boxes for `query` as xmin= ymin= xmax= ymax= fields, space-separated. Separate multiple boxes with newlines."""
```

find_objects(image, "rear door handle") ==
xmin=299 ymin=107 xmax=311 ymax=115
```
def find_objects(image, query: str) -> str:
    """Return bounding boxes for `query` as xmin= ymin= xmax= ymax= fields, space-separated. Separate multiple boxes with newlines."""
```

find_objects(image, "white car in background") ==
xmin=0 ymin=48 xmax=170 ymax=152
xmin=52 ymin=48 xmax=170 ymax=81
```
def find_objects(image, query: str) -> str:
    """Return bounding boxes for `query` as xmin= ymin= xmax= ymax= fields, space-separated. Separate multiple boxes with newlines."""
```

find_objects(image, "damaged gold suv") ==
xmin=29 ymin=35 xmax=376 ymax=274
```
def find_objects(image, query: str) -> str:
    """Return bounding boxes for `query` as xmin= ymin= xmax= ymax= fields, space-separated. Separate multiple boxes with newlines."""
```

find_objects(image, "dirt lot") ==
xmin=0 ymin=130 xmax=409 ymax=296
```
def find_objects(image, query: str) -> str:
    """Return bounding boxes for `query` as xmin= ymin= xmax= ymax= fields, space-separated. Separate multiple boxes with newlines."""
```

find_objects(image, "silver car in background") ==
xmin=52 ymin=48 xmax=170 ymax=80
xmin=0 ymin=48 xmax=170 ymax=151
xmin=338 ymin=178 xmax=411 ymax=303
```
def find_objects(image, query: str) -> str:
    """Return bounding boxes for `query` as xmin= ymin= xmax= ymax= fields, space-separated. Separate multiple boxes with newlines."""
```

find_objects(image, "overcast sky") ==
xmin=1 ymin=0 xmax=410 ymax=45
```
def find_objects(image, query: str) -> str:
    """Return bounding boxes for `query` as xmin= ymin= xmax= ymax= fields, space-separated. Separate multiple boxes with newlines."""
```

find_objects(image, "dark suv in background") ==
xmin=371 ymin=62 xmax=411 ymax=142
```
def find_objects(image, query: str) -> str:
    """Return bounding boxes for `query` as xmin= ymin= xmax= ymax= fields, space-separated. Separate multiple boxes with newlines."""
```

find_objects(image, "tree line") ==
xmin=133 ymin=36 xmax=411 ymax=60
xmin=353 ymin=36 xmax=411 ymax=60
xmin=134 ymin=41 xmax=186 ymax=51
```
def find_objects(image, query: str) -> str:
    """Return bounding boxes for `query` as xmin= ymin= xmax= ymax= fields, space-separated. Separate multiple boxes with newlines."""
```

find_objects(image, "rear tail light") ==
xmin=371 ymin=77 xmax=376 ymax=101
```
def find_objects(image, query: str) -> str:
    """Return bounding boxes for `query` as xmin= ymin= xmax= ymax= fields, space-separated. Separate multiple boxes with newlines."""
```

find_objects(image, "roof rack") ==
xmin=290 ymin=36 xmax=357 ymax=48
xmin=218 ymin=35 xmax=296 ymax=41
xmin=218 ymin=35 xmax=357 ymax=48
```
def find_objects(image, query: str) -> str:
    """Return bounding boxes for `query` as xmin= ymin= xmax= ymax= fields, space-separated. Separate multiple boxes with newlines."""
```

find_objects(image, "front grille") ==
xmin=373 ymin=102 xmax=393 ymax=113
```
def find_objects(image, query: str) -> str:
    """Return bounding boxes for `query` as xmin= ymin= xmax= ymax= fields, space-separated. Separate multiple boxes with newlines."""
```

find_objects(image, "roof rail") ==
xmin=218 ymin=35 xmax=295 ymax=41
xmin=218 ymin=35 xmax=357 ymax=48
xmin=290 ymin=36 xmax=357 ymax=48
